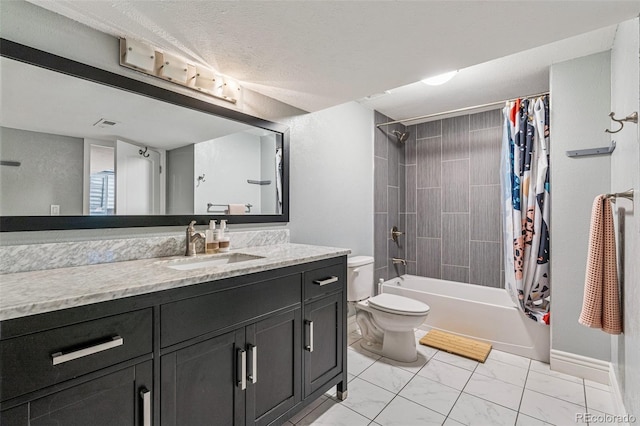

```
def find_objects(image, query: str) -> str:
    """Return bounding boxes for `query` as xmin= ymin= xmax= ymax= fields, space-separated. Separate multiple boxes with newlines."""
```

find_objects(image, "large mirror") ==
xmin=0 ymin=39 xmax=289 ymax=231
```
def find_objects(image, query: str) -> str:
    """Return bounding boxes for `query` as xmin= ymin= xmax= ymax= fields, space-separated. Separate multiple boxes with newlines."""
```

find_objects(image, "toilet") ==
xmin=347 ymin=256 xmax=430 ymax=363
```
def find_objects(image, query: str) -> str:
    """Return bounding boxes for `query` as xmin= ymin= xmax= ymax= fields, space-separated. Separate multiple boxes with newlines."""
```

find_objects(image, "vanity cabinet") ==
xmin=0 ymin=256 xmax=347 ymax=426
xmin=302 ymin=263 xmax=347 ymax=399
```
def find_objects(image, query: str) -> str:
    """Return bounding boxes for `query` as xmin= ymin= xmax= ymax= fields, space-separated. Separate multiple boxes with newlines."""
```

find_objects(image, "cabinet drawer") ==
xmin=304 ymin=263 xmax=345 ymax=301
xmin=0 ymin=308 xmax=152 ymax=402
xmin=161 ymin=274 xmax=301 ymax=348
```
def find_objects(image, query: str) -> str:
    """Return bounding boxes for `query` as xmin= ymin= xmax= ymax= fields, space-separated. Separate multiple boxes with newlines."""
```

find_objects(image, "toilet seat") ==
xmin=367 ymin=293 xmax=430 ymax=316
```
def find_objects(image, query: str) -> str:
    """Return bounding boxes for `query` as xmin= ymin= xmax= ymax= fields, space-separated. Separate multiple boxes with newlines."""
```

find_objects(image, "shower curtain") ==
xmin=501 ymin=96 xmax=551 ymax=324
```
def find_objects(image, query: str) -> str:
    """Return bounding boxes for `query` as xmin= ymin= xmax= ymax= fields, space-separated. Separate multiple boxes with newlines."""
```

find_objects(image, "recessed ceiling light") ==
xmin=422 ymin=70 xmax=458 ymax=86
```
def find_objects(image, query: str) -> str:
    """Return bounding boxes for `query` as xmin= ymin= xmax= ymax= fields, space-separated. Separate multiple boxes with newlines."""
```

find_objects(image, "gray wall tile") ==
xmin=388 ymin=238 xmax=399 ymax=260
xmin=375 ymin=267 xmax=388 ymax=283
xmin=470 ymin=127 xmax=502 ymax=185
xmin=417 ymin=188 xmax=441 ymax=238
xmin=417 ymin=136 xmax=441 ymax=188
xmin=399 ymin=165 xmax=406 ymax=212
xmin=405 ymin=165 xmax=416 ymax=213
xmin=469 ymin=109 xmax=502 ymax=131
xmin=442 ymin=115 xmax=469 ymax=161
xmin=374 ymin=111 xmax=389 ymax=159
xmin=374 ymin=213 xmax=388 ymax=269
xmin=417 ymin=237 xmax=441 ymax=278
xmin=388 ymin=186 xmax=399 ymax=227
xmin=442 ymin=213 xmax=469 ymax=266
xmin=417 ymin=120 xmax=441 ymax=139
xmin=403 ymin=125 xmax=416 ymax=165
xmin=470 ymin=185 xmax=501 ymax=242
xmin=388 ymin=137 xmax=400 ymax=187
xmin=374 ymin=156 xmax=388 ymax=213
xmin=406 ymin=261 xmax=417 ymax=275
xmin=404 ymin=213 xmax=416 ymax=261
xmin=470 ymin=241 xmax=501 ymax=287
xmin=442 ymin=265 xmax=470 ymax=283
xmin=442 ymin=159 xmax=469 ymax=213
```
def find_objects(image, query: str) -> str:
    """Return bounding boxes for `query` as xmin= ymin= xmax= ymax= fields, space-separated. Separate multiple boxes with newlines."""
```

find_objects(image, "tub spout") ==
xmin=392 ymin=258 xmax=407 ymax=266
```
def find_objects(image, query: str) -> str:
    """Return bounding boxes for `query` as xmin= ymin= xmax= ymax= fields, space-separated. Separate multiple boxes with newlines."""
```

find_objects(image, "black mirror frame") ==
xmin=0 ymin=39 xmax=290 ymax=232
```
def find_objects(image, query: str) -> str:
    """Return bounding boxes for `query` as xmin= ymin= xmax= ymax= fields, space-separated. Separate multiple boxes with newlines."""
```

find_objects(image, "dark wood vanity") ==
xmin=0 ymin=256 xmax=347 ymax=425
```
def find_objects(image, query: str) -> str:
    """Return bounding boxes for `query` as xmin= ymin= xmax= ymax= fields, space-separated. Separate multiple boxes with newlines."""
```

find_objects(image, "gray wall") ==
xmin=166 ymin=144 xmax=194 ymax=215
xmin=610 ymin=17 xmax=639 ymax=419
xmin=260 ymin=134 xmax=278 ymax=214
xmin=0 ymin=127 xmax=84 ymax=216
xmin=549 ymin=51 xmax=612 ymax=361
xmin=285 ymin=102 xmax=374 ymax=257
xmin=373 ymin=112 xmax=407 ymax=282
xmin=373 ymin=109 xmax=504 ymax=287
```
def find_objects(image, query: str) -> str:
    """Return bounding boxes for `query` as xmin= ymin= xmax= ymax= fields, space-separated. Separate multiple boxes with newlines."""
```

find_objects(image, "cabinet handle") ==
xmin=313 ymin=276 xmax=339 ymax=286
xmin=237 ymin=348 xmax=246 ymax=390
xmin=51 ymin=335 xmax=123 ymax=365
xmin=305 ymin=320 xmax=314 ymax=352
xmin=140 ymin=388 xmax=151 ymax=426
xmin=247 ymin=344 xmax=258 ymax=384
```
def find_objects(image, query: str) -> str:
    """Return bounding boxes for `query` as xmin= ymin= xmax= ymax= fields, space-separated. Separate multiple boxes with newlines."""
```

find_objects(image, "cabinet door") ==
xmin=160 ymin=329 xmax=245 ymax=426
xmin=0 ymin=361 xmax=152 ymax=426
xmin=245 ymin=308 xmax=301 ymax=426
xmin=303 ymin=293 xmax=343 ymax=397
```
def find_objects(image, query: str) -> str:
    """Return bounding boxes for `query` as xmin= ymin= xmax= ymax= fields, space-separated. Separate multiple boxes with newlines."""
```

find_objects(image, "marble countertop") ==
xmin=0 ymin=243 xmax=350 ymax=321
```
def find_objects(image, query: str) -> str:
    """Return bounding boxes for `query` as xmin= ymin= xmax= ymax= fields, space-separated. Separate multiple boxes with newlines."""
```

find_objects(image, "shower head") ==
xmin=392 ymin=130 xmax=410 ymax=144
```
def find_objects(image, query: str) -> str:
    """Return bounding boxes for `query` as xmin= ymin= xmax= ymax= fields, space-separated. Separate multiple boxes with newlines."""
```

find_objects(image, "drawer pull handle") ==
xmin=51 ymin=335 xmax=123 ymax=365
xmin=140 ymin=388 xmax=151 ymax=426
xmin=313 ymin=276 xmax=338 ymax=286
xmin=248 ymin=344 xmax=258 ymax=384
xmin=237 ymin=348 xmax=247 ymax=390
xmin=305 ymin=320 xmax=314 ymax=352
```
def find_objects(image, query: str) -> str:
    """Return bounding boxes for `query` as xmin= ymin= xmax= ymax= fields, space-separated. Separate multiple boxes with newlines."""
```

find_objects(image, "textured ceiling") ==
xmin=27 ymin=1 xmax=640 ymax=118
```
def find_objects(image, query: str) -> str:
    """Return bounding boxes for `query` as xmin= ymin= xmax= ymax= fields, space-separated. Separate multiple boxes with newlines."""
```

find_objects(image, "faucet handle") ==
xmin=188 ymin=220 xmax=197 ymax=230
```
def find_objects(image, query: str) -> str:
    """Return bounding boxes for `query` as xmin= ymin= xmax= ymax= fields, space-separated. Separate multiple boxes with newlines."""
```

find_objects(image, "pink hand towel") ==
xmin=228 ymin=204 xmax=246 ymax=215
xmin=578 ymin=195 xmax=622 ymax=334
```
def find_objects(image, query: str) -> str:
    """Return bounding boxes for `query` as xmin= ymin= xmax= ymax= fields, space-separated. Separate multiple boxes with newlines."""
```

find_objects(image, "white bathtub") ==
xmin=382 ymin=275 xmax=550 ymax=362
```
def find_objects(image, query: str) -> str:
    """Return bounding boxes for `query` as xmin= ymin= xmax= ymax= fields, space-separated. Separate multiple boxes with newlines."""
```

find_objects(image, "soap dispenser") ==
xmin=218 ymin=220 xmax=230 ymax=252
xmin=205 ymin=220 xmax=219 ymax=254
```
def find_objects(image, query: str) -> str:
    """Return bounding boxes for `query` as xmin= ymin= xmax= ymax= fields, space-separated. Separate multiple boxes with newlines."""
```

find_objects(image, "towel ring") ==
xmin=605 ymin=112 xmax=638 ymax=134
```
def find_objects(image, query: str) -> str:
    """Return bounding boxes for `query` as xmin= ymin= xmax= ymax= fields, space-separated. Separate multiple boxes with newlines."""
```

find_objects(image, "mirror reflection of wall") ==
xmin=0 ymin=127 xmax=84 ymax=216
xmin=87 ymin=143 xmax=115 ymax=216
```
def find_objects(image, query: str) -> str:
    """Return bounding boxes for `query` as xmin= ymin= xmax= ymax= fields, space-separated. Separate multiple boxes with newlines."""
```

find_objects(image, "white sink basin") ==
xmin=163 ymin=253 xmax=265 ymax=271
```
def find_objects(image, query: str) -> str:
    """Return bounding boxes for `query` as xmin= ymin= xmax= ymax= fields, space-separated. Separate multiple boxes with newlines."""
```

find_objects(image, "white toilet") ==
xmin=348 ymin=256 xmax=430 ymax=363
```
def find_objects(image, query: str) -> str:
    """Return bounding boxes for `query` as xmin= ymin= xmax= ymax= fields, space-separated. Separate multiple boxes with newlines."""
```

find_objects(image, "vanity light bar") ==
xmin=119 ymin=38 xmax=240 ymax=104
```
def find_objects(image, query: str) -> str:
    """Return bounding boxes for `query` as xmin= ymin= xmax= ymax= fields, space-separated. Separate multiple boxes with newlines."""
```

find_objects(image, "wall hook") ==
xmin=196 ymin=174 xmax=206 ymax=187
xmin=605 ymin=111 xmax=638 ymax=134
xmin=138 ymin=146 xmax=150 ymax=158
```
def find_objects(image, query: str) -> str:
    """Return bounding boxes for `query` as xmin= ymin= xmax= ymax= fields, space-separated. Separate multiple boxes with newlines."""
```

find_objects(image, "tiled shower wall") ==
xmin=374 ymin=109 xmax=504 ymax=288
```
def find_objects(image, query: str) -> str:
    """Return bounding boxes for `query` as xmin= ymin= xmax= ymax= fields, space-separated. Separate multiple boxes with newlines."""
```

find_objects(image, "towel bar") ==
xmin=605 ymin=189 xmax=634 ymax=202
xmin=207 ymin=203 xmax=253 ymax=213
xmin=566 ymin=141 xmax=616 ymax=157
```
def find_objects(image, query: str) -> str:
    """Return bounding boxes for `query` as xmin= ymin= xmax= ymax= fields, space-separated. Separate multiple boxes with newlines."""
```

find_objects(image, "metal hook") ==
xmin=605 ymin=112 xmax=638 ymax=134
xmin=196 ymin=174 xmax=206 ymax=187
xmin=138 ymin=147 xmax=150 ymax=158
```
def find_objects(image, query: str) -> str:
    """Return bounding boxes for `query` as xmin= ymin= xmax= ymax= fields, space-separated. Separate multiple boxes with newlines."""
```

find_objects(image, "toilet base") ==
xmin=360 ymin=329 xmax=418 ymax=363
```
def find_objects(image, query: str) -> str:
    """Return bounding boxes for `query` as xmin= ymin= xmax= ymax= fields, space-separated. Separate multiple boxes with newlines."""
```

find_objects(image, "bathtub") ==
xmin=382 ymin=275 xmax=550 ymax=362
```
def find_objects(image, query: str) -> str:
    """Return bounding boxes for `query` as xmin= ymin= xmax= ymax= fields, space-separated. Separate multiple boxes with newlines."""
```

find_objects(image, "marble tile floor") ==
xmin=285 ymin=329 xmax=619 ymax=426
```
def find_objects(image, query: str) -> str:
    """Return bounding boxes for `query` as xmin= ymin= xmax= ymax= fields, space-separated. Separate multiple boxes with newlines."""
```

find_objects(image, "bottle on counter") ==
xmin=205 ymin=220 xmax=219 ymax=254
xmin=218 ymin=219 xmax=230 ymax=252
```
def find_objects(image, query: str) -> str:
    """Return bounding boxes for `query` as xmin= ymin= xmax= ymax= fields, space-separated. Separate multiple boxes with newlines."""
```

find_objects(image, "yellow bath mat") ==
xmin=419 ymin=329 xmax=492 ymax=362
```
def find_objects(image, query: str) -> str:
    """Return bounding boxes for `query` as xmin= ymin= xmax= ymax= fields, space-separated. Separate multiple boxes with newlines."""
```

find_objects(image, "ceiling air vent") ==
xmin=93 ymin=118 xmax=118 ymax=128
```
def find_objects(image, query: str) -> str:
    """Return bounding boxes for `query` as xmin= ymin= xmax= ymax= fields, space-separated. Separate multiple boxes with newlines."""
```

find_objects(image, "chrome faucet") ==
xmin=185 ymin=221 xmax=205 ymax=256
xmin=392 ymin=258 xmax=407 ymax=266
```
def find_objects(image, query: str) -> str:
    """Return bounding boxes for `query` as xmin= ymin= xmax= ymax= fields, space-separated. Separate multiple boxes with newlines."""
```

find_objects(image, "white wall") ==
xmin=166 ymin=144 xmax=195 ymax=215
xmin=283 ymin=102 xmax=374 ymax=257
xmin=260 ymin=134 xmax=278 ymax=214
xmin=0 ymin=127 xmax=84 ymax=216
xmin=549 ymin=51 xmax=612 ymax=361
xmin=194 ymin=134 xmax=262 ymax=214
xmin=610 ymin=17 xmax=640 ymax=419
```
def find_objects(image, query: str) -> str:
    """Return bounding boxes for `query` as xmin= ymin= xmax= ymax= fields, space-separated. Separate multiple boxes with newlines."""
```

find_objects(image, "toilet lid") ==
xmin=368 ymin=293 xmax=430 ymax=316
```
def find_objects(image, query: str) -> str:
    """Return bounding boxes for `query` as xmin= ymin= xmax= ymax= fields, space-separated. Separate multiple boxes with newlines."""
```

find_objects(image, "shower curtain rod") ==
xmin=375 ymin=91 xmax=550 ymax=127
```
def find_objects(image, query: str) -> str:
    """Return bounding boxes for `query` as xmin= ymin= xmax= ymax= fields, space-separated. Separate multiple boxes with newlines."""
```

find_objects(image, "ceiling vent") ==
xmin=93 ymin=118 xmax=118 ymax=128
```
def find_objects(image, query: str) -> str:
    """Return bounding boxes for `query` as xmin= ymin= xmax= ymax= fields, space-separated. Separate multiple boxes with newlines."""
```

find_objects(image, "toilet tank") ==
xmin=347 ymin=256 xmax=375 ymax=302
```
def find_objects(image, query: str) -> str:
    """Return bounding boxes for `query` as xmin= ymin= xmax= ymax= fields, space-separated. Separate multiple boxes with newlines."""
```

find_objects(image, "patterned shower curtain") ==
xmin=501 ymin=96 xmax=551 ymax=324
